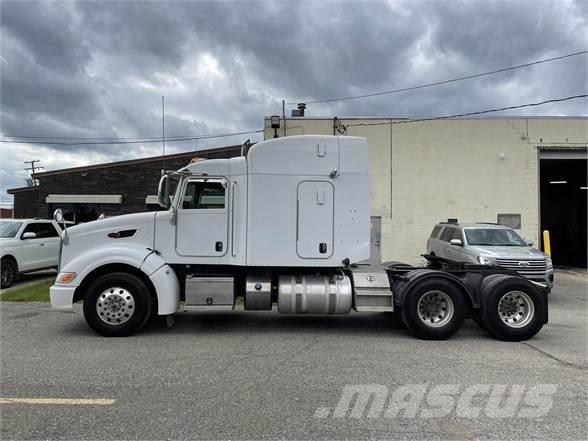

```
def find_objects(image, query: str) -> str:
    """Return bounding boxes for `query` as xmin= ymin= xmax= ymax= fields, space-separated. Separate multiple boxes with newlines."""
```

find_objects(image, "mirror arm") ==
xmin=170 ymin=205 xmax=177 ymax=225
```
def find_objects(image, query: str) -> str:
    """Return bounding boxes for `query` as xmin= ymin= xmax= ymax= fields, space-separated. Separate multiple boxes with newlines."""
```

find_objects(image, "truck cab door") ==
xmin=175 ymin=178 xmax=229 ymax=257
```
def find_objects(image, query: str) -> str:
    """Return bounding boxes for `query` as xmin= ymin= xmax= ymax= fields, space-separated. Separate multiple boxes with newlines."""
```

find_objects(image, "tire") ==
xmin=1 ymin=257 xmax=17 ymax=289
xmin=478 ymin=274 xmax=545 ymax=341
xmin=83 ymin=272 xmax=153 ymax=337
xmin=400 ymin=278 xmax=466 ymax=340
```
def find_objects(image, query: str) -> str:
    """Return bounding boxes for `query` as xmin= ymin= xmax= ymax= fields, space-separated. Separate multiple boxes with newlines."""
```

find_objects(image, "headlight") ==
xmin=546 ymin=256 xmax=553 ymax=269
xmin=477 ymin=256 xmax=495 ymax=265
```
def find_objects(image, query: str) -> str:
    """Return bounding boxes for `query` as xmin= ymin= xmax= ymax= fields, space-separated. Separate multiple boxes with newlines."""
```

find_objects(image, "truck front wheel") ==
xmin=478 ymin=275 xmax=545 ymax=341
xmin=83 ymin=272 xmax=153 ymax=337
xmin=400 ymin=278 xmax=466 ymax=340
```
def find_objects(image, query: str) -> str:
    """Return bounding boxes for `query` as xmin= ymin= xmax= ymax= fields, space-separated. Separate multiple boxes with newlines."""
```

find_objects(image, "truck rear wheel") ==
xmin=401 ymin=278 xmax=466 ymax=340
xmin=478 ymin=275 xmax=545 ymax=341
xmin=83 ymin=272 xmax=152 ymax=337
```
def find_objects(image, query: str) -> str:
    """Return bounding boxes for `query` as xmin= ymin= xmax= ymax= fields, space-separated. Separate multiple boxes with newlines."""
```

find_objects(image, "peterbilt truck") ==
xmin=49 ymin=135 xmax=548 ymax=341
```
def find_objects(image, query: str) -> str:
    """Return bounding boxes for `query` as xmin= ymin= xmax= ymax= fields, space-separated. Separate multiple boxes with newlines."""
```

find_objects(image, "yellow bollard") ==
xmin=542 ymin=230 xmax=551 ymax=256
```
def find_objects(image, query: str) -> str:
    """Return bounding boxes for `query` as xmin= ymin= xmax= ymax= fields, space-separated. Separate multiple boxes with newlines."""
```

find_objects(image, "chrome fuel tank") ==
xmin=277 ymin=274 xmax=352 ymax=314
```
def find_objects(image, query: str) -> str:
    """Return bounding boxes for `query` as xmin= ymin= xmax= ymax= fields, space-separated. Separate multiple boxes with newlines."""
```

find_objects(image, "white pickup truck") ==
xmin=1 ymin=219 xmax=62 ymax=289
xmin=49 ymin=135 xmax=549 ymax=341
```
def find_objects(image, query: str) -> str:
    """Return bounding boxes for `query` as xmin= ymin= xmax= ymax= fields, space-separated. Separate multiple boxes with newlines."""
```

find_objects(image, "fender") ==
xmin=61 ymin=244 xmax=180 ymax=315
xmin=392 ymin=268 xmax=477 ymax=308
xmin=0 ymin=251 xmax=20 ymax=270
xmin=143 ymin=253 xmax=180 ymax=315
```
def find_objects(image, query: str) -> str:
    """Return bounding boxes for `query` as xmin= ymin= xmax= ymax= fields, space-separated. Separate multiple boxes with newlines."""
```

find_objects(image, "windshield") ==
xmin=0 ymin=222 xmax=23 ymax=238
xmin=465 ymin=228 xmax=527 ymax=246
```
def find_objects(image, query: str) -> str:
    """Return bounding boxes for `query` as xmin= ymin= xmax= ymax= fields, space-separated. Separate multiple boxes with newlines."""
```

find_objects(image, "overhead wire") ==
xmin=344 ymin=95 xmax=588 ymax=128
xmin=286 ymin=50 xmax=588 ymax=105
xmin=0 ymin=129 xmax=264 ymax=146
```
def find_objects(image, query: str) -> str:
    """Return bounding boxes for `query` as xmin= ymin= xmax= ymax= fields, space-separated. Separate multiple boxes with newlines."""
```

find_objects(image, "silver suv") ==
xmin=427 ymin=222 xmax=554 ymax=289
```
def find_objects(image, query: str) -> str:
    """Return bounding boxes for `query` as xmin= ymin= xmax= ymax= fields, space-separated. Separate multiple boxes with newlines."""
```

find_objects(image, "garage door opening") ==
xmin=540 ymin=155 xmax=587 ymax=267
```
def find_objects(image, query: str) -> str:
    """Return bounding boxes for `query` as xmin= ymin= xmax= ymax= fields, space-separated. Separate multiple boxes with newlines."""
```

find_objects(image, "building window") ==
xmin=48 ymin=203 xmax=122 ymax=223
xmin=497 ymin=213 xmax=522 ymax=229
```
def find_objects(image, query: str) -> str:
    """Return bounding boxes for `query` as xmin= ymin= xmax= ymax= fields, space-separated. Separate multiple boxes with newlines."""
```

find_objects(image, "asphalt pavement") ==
xmin=0 ymin=269 xmax=586 ymax=440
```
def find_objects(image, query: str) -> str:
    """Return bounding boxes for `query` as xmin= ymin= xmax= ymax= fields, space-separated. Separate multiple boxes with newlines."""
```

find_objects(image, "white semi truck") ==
xmin=49 ymin=135 xmax=548 ymax=341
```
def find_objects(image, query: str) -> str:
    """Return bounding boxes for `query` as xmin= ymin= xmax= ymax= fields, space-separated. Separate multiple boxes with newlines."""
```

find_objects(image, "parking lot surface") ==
xmin=1 ymin=270 xmax=586 ymax=440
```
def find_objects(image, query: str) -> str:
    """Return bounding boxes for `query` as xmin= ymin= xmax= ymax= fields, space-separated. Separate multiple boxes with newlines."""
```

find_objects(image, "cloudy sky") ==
xmin=1 ymin=0 xmax=586 ymax=201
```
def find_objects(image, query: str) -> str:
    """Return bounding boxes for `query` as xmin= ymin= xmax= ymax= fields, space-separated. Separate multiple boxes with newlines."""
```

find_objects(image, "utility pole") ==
xmin=24 ymin=160 xmax=43 ymax=186
xmin=282 ymin=99 xmax=286 ymax=137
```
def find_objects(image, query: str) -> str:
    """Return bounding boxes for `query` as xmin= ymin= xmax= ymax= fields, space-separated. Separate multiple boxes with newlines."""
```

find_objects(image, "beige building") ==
xmin=263 ymin=116 xmax=588 ymax=267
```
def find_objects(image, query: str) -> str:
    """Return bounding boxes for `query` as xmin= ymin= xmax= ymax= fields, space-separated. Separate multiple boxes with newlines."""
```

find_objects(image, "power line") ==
xmin=344 ymin=95 xmax=588 ymax=128
xmin=4 ymin=51 xmax=584 ymax=142
xmin=286 ymin=50 xmax=588 ymax=105
xmin=0 ymin=135 xmax=173 ymax=140
xmin=0 ymin=129 xmax=264 ymax=146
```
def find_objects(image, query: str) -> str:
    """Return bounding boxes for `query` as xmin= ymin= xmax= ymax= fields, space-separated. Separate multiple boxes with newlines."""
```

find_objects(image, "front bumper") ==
xmin=524 ymin=269 xmax=554 ymax=291
xmin=50 ymin=284 xmax=76 ymax=312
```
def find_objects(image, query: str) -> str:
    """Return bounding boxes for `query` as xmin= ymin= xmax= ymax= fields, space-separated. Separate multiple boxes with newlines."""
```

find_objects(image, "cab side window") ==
xmin=430 ymin=225 xmax=442 ymax=238
xmin=182 ymin=181 xmax=226 ymax=209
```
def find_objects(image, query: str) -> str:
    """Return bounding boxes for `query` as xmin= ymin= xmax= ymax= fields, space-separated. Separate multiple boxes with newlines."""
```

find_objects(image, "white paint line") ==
xmin=0 ymin=398 xmax=116 ymax=405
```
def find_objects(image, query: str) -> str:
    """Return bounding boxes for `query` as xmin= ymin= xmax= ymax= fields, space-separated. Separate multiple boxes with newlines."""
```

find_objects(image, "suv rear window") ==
xmin=440 ymin=226 xmax=457 ymax=242
xmin=430 ymin=225 xmax=443 ymax=238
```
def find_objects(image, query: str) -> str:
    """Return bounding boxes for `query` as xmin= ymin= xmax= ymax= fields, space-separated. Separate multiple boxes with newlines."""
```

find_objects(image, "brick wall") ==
xmin=11 ymin=188 xmax=44 ymax=218
xmin=9 ymin=148 xmax=241 ymax=219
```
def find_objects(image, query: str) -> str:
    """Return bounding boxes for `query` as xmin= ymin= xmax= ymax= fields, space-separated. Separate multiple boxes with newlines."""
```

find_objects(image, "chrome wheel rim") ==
xmin=417 ymin=290 xmax=454 ymax=327
xmin=96 ymin=287 xmax=135 ymax=325
xmin=498 ymin=290 xmax=534 ymax=328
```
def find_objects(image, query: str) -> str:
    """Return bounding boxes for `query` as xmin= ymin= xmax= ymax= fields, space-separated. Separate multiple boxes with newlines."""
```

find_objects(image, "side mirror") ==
xmin=22 ymin=232 xmax=37 ymax=240
xmin=53 ymin=208 xmax=64 ymax=223
xmin=449 ymin=239 xmax=463 ymax=246
xmin=526 ymin=240 xmax=534 ymax=247
xmin=158 ymin=174 xmax=171 ymax=209
xmin=53 ymin=208 xmax=69 ymax=245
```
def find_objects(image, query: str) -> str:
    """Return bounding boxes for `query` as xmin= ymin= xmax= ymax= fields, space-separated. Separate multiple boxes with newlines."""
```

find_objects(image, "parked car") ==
xmin=0 ymin=219 xmax=63 ymax=289
xmin=427 ymin=222 xmax=554 ymax=289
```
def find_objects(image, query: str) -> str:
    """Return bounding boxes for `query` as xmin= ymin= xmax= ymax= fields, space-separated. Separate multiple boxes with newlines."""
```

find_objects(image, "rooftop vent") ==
xmin=291 ymin=103 xmax=306 ymax=117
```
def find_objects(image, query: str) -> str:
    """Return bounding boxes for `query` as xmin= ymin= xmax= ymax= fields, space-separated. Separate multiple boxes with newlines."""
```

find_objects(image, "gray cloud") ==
xmin=1 ymin=0 xmax=587 ymax=200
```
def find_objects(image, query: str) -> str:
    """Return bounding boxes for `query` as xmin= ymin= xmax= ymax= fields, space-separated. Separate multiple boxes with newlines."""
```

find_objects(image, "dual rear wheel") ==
xmin=477 ymin=275 xmax=545 ymax=341
xmin=401 ymin=279 xmax=466 ymax=340
xmin=400 ymin=275 xmax=545 ymax=341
